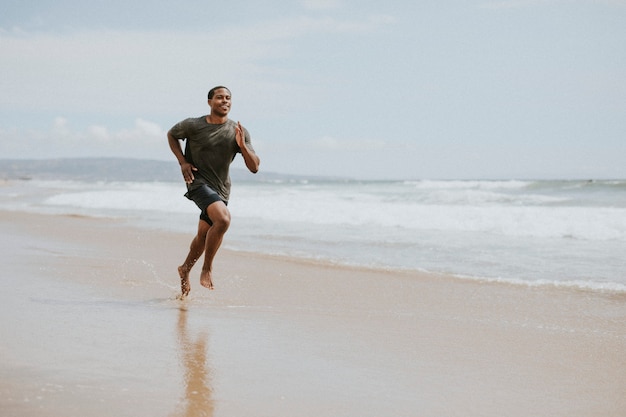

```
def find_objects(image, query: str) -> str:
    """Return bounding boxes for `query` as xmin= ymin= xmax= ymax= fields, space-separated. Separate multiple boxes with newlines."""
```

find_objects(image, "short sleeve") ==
xmin=169 ymin=118 xmax=192 ymax=140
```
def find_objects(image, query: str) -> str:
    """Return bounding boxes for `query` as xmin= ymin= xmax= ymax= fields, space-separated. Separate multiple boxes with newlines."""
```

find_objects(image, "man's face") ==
xmin=208 ymin=88 xmax=231 ymax=117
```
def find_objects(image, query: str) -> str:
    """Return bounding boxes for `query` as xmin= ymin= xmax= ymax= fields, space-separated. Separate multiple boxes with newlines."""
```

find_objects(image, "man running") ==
xmin=167 ymin=86 xmax=260 ymax=296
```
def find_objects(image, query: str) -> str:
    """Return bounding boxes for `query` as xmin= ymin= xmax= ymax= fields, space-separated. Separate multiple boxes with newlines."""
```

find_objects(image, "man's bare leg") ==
xmin=200 ymin=202 xmax=231 ymax=290
xmin=178 ymin=220 xmax=210 ymax=297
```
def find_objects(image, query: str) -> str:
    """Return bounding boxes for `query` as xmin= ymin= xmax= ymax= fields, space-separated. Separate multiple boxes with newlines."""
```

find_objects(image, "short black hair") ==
xmin=208 ymin=86 xmax=230 ymax=99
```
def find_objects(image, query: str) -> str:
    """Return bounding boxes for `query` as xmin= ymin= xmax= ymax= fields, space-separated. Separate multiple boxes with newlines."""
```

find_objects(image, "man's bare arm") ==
xmin=167 ymin=130 xmax=197 ymax=184
xmin=236 ymin=122 xmax=260 ymax=174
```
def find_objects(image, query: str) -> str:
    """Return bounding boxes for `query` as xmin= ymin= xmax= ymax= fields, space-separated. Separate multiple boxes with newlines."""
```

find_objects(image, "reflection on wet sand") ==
xmin=171 ymin=307 xmax=214 ymax=417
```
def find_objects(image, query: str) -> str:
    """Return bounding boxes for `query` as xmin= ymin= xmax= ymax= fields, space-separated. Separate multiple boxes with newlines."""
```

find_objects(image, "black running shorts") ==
xmin=185 ymin=184 xmax=227 ymax=225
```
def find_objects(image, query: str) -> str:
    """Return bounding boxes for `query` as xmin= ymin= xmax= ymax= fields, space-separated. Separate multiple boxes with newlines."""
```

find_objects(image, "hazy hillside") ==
xmin=0 ymin=158 xmax=322 ymax=182
xmin=0 ymin=158 xmax=178 ymax=182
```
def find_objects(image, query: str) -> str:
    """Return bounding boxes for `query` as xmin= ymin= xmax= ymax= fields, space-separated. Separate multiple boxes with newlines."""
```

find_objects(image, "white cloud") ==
xmin=87 ymin=125 xmax=110 ymax=141
xmin=115 ymin=119 xmax=166 ymax=145
xmin=52 ymin=117 xmax=70 ymax=135
xmin=0 ymin=117 xmax=169 ymax=160
xmin=134 ymin=118 xmax=163 ymax=137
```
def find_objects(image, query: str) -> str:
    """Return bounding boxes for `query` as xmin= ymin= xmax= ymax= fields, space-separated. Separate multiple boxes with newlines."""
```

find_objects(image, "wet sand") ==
xmin=1 ymin=210 xmax=625 ymax=417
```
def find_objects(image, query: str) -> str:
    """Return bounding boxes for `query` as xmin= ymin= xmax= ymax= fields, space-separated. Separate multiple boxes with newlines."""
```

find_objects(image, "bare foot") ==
xmin=178 ymin=266 xmax=191 ymax=297
xmin=200 ymin=270 xmax=214 ymax=290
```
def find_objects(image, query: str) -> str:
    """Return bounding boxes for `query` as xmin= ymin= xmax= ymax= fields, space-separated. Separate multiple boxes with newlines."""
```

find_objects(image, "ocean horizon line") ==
xmin=1 ymin=157 xmax=623 ymax=183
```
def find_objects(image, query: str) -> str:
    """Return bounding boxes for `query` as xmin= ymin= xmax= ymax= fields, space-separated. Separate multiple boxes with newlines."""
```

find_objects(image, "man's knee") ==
xmin=206 ymin=203 xmax=231 ymax=230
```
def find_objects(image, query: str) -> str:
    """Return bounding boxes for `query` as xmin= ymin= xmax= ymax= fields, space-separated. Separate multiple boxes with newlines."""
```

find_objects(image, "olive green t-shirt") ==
xmin=169 ymin=116 xmax=253 ymax=202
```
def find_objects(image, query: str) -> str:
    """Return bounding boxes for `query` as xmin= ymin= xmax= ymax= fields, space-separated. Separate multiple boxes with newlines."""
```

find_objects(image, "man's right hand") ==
xmin=181 ymin=162 xmax=198 ymax=184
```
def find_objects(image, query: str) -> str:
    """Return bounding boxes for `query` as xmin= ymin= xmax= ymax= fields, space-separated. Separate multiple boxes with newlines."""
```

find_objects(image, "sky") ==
xmin=1 ymin=0 xmax=625 ymax=180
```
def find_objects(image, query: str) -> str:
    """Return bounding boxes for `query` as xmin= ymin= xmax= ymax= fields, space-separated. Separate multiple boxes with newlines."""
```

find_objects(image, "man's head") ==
xmin=208 ymin=86 xmax=230 ymax=100
xmin=207 ymin=86 xmax=232 ymax=118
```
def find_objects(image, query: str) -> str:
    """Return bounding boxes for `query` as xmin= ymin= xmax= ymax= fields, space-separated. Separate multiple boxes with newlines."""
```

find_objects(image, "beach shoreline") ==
xmin=1 ymin=210 xmax=625 ymax=417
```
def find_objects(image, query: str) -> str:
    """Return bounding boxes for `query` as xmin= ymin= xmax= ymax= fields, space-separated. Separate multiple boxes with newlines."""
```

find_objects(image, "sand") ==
xmin=1 ymin=210 xmax=625 ymax=417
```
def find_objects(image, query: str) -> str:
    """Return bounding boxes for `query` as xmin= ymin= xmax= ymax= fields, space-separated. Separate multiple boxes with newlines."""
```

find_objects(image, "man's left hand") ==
xmin=235 ymin=121 xmax=245 ymax=148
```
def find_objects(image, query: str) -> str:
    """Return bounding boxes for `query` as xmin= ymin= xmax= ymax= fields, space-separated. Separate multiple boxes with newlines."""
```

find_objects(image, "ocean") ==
xmin=1 ymin=168 xmax=625 ymax=293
